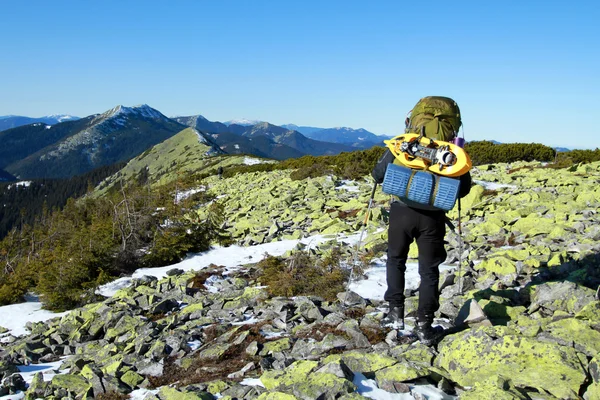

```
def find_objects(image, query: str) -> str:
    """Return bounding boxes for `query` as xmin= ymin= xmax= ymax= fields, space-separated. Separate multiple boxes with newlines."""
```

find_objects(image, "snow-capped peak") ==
xmin=224 ymin=118 xmax=263 ymax=126
xmin=98 ymin=104 xmax=166 ymax=123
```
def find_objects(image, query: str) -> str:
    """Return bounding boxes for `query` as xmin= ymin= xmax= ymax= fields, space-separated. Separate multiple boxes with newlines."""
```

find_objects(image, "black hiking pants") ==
xmin=385 ymin=202 xmax=447 ymax=320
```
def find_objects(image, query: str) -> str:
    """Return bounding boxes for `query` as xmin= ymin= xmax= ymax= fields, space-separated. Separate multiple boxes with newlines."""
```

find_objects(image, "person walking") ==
xmin=371 ymin=96 xmax=472 ymax=345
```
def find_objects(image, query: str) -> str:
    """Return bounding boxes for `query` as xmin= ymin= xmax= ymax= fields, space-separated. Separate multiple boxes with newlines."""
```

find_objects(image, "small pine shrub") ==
xmin=257 ymin=250 xmax=349 ymax=301
xmin=289 ymin=163 xmax=334 ymax=181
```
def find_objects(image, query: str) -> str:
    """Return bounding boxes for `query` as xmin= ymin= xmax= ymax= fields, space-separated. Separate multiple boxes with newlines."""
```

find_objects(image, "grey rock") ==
xmin=2 ymin=373 xmax=26 ymax=394
xmin=337 ymin=291 xmax=367 ymax=307
xmin=166 ymin=268 xmax=185 ymax=276
xmin=136 ymin=359 xmax=164 ymax=376
xmin=316 ymin=360 xmax=354 ymax=381
xmin=455 ymin=299 xmax=492 ymax=328
xmin=0 ymin=361 xmax=18 ymax=381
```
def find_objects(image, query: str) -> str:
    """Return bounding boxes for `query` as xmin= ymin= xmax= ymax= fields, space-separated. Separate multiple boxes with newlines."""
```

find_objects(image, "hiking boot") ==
xmin=381 ymin=306 xmax=404 ymax=329
xmin=415 ymin=318 xmax=444 ymax=346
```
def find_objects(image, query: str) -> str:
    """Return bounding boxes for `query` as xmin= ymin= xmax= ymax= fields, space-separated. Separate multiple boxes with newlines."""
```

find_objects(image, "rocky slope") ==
xmin=1 ymin=161 xmax=600 ymax=399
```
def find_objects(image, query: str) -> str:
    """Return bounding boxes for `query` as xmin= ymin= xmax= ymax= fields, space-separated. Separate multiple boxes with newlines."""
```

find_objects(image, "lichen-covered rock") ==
xmin=323 ymin=351 xmax=397 ymax=374
xmin=256 ymin=393 xmax=298 ymax=400
xmin=542 ymin=317 xmax=600 ymax=357
xmin=575 ymin=300 xmax=600 ymax=321
xmin=458 ymin=376 xmax=528 ymax=399
xmin=260 ymin=338 xmax=292 ymax=356
xmin=158 ymin=386 xmax=214 ymax=399
xmin=374 ymin=362 xmax=431 ymax=390
xmin=0 ymin=361 xmax=18 ymax=381
xmin=49 ymin=373 xmax=91 ymax=397
xmin=526 ymin=281 xmax=596 ymax=314
xmin=261 ymin=360 xmax=319 ymax=390
xmin=435 ymin=326 xmax=587 ymax=399
xmin=475 ymin=256 xmax=517 ymax=276
xmin=261 ymin=359 xmax=356 ymax=399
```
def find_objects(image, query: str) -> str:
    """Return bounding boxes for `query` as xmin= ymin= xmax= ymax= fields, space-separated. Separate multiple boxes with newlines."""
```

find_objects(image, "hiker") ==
xmin=371 ymin=96 xmax=472 ymax=346
xmin=217 ymin=166 xmax=224 ymax=179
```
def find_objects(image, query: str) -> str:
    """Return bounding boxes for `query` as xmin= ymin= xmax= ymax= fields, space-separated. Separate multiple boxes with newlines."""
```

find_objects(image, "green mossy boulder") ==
xmin=50 ymin=374 xmax=91 ymax=396
xmin=323 ymin=351 xmax=397 ymax=374
xmin=159 ymin=386 xmax=214 ymax=400
xmin=256 ymin=393 xmax=298 ymax=400
xmin=544 ymin=317 xmax=600 ymax=356
xmin=435 ymin=326 xmax=587 ymax=399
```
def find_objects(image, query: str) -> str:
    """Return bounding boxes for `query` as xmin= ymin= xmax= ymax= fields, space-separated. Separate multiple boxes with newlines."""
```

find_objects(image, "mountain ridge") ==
xmin=4 ymin=105 xmax=193 ymax=179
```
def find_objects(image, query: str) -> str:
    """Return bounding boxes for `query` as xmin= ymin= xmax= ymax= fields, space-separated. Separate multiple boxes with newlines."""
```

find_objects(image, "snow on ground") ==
xmin=243 ymin=156 xmax=270 ymax=165
xmin=354 ymin=373 xmax=455 ymax=400
xmin=336 ymin=179 xmax=361 ymax=192
xmin=349 ymin=256 xmax=455 ymax=302
xmin=0 ymin=294 xmax=68 ymax=340
xmin=7 ymin=181 xmax=32 ymax=190
xmin=97 ymin=233 xmax=360 ymax=297
xmin=0 ymin=231 xmax=460 ymax=400
xmin=473 ymin=179 xmax=517 ymax=191
xmin=175 ymin=186 xmax=206 ymax=203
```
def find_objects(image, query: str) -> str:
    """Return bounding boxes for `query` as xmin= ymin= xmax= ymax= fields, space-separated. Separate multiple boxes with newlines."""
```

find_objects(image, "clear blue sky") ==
xmin=1 ymin=1 xmax=598 ymax=149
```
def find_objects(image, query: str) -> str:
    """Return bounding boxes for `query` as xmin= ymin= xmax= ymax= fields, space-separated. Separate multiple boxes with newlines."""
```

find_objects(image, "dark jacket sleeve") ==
xmin=371 ymin=149 xmax=395 ymax=184
xmin=458 ymin=171 xmax=472 ymax=198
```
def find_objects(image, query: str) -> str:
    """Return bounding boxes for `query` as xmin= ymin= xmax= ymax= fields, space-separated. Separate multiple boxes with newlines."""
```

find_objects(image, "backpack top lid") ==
xmin=405 ymin=96 xmax=461 ymax=142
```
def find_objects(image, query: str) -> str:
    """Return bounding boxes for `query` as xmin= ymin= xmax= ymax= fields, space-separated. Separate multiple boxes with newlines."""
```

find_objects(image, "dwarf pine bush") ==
xmin=257 ymin=249 xmax=349 ymax=301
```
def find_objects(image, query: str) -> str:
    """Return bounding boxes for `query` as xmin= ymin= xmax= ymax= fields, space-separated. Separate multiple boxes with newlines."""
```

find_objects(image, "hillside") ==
xmin=0 ymin=118 xmax=95 ymax=169
xmin=0 ymin=160 xmax=599 ymax=398
xmin=0 ymin=169 xmax=16 ymax=182
xmin=93 ymin=127 xmax=244 ymax=193
xmin=4 ymin=105 xmax=187 ymax=179
xmin=209 ymin=131 xmax=305 ymax=160
xmin=173 ymin=115 xmax=230 ymax=134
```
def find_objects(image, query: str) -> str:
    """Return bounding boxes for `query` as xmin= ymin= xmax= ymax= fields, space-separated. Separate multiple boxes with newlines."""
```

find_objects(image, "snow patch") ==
xmin=194 ymin=129 xmax=208 ymax=145
xmin=175 ymin=186 xmax=206 ymax=203
xmin=0 ymin=294 xmax=68 ymax=339
xmin=474 ymin=180 xmax=518 ymax=190
xmin=7 ymin=181 xmax=32 ymax=190
xmin=224 ymin=118 xmax=262 ymax=126
xmin=336 ymin=180 xmax=360 ymax=192
xmin=243 ymin=156 xmax=268 ymax=165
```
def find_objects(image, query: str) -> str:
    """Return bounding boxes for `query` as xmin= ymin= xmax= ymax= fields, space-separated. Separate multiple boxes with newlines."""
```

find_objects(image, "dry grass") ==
xmin=188 ymin=264 xmax=225 ymax=290
xmin=507 ymin=165 xmax=535 ymax=174
xmin=295 ymin=323 xmax=352 ymax=341
xmin=360 ymin=326 xmax=391 ymax=345
xmin=147 ymin=322 xmax=269 ymax=388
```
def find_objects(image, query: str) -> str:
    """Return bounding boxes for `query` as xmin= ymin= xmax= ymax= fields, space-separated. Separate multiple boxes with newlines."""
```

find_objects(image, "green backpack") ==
xmin=405 ymin=96 xmax=461 ymax=142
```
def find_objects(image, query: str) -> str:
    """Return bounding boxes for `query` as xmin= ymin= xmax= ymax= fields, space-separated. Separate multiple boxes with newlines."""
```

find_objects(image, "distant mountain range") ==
xmin=0 ymin=114 xmax=79 ymax=131
xmin=1 ymin=105 xmax=205 ymax=179
xmin=174 ymin=118 xmax=360 ymax=159
xmin=282 ymin=124 xmax=393 ymax=146
xmin=0 ymin=105 xmax=388 ymax=180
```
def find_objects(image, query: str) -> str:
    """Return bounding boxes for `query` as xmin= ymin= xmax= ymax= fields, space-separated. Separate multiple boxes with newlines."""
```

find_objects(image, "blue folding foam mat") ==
xmin=381 ymin=163 xmax=411 ymax=198
xmin=433 ymin=176 xmax=460 ymax=210
xmin=382 ymin=163 xmax=460 ymax=211
xmin=406 ymin=170 xmax=434 ymax=204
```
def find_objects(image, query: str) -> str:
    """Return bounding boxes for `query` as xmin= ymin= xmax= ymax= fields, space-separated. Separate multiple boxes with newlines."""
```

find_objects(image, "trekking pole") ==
xmin=344 ymin=181 xmax=378 ymax=304
xmin=457 ymin=198 xmax=463 ymax=295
